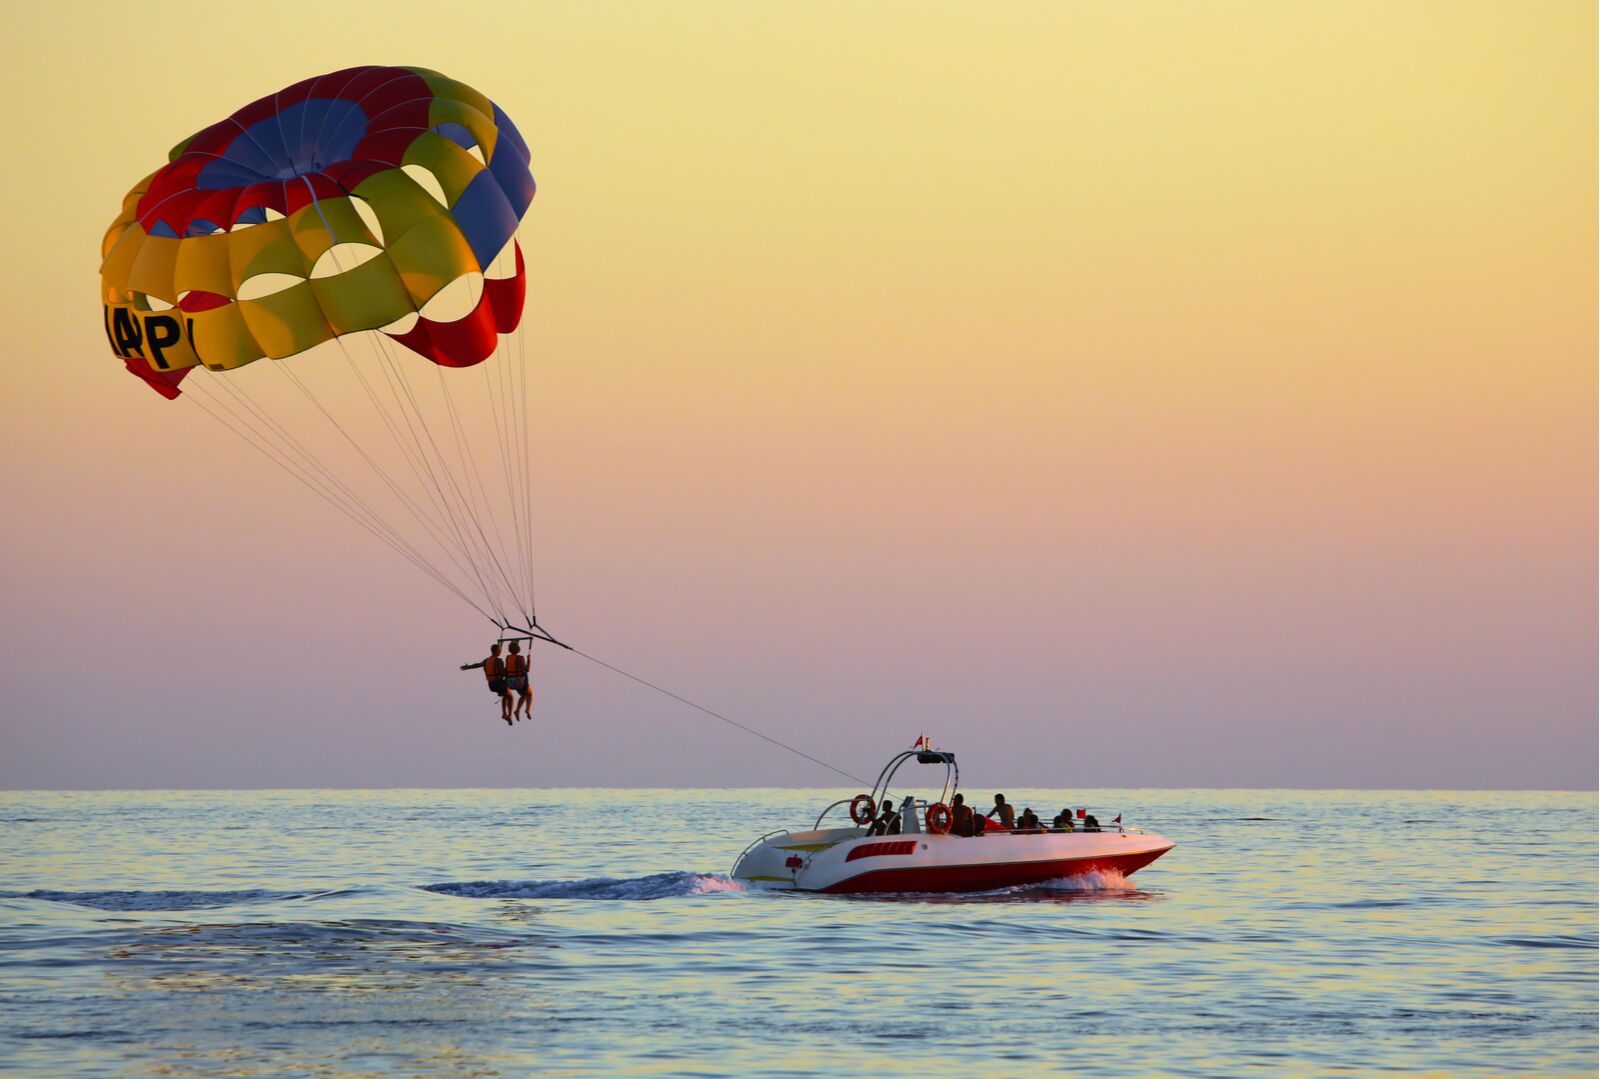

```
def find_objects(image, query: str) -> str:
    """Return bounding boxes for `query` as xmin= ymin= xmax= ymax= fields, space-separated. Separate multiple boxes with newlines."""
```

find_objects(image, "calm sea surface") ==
xmin=1 ymin=788 xmax=1594 ymax=1076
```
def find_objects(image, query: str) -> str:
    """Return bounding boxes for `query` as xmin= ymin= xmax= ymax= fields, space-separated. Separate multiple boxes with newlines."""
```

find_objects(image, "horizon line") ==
xmin=3 ymin=784 xmax=1595 ymax=795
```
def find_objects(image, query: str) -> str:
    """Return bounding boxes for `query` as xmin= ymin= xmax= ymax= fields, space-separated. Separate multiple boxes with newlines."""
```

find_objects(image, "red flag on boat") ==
xmin=1113 ymin=815 xmax=1122 ymax=824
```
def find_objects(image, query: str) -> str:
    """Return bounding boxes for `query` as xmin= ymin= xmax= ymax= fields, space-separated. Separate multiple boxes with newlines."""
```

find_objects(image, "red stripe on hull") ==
xmin=817 ymin=845 xmax=1172 ymax=894
xmin=845 ymin=840 xmax=917 ymax=862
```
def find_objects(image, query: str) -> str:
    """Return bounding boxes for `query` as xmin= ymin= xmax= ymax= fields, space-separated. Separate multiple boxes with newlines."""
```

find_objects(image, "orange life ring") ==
xmin=925 ymin=802 xmax=952 ymax=834
xmin=849 ymin=795 xmax=877 ymax=825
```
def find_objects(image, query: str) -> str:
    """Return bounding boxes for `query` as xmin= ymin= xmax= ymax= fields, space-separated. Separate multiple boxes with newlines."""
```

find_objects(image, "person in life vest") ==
xmin=460 ymin=643 xmax=512 ymax=726
xmin=503 ymin=641 xmax=533 ymax=721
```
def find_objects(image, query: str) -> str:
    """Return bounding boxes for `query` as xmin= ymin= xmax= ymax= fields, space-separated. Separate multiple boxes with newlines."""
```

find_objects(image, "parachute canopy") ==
xmin=101 ymin=65 xmax=535 ymax=397
xmin=101 ymin=67 xmax=547 ymax=632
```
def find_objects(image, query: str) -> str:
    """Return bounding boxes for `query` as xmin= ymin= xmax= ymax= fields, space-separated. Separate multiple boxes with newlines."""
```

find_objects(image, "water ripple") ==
xmin=0 ymin=889 xmax=302 ymax=911
xmin=0 ymin=786 xmax=1592 ymax=1076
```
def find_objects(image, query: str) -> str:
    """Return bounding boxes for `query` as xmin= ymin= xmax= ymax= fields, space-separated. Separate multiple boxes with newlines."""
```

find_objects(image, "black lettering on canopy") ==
xmin=111 ymin=307 xmax=144 ymax=358
xmin=144 ymin=315 xmax=182 ymax=370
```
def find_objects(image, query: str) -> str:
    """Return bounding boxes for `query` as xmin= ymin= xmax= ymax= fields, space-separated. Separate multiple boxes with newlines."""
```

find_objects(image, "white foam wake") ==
xmin=1030 ymin=868 xmax=1133 ymax=893
xmin=423 ymin=871 xmax=746 ymax=901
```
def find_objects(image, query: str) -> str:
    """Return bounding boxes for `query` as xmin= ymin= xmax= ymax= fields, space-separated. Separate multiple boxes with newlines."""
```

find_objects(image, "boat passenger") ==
xmin=886 ymin=803 xmax=903 ymax=835
xmin=867 ymin=801 xmax=895 ymax=837
xmin=1017 ymin=807 xmax=1041 ymax=832
xmin=460 ymin=643 xmax=512 ymax=726
xmin=985 ymin=793 xmax=1016 ymax=830
xmin=950 ymin=793 xmax=975 ymax=837
xmin=504 ymin=641 xmax=532 ymax=722
xmin=1052 ymin=808 xmax=1076 ymax=832
xmin=1083 ymin=813 xmax=1101 ymax=833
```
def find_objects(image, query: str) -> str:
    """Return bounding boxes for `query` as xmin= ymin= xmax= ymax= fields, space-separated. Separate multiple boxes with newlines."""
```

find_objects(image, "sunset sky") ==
xmin=1 ymin=1 xmax=1593 ymax=790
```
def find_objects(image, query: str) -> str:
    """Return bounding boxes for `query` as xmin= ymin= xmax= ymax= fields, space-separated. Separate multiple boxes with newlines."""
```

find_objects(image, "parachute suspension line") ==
xmin=500 ymin=306 xmax=536 ymax=623
xmin=312 ymin=231 xmax=515 ymax=620
xmin=470 ymin=294 xmax=516 ymax=594
xmin=458 ymin=240 xmax=540 ymax=626
xmin=300 ymin=194 xmax=522 ymax=624
xmin=365 ymin=331 xmax=528 ymax=622
xmin=468 ymin=282 xmax=534 ymax=623
xmin=483 ymin=326 xmax=530 ymax=620
xmin=272 ymin=357 xmax=506 ymax=619
xmin=368 ymin=340 xmax=512 ymax=621
xmin=197 ymin=374 xmax=493 ymax=620
xmin=433 ymin=355 xmax=528 ymax=620
xmin=186 ymin=378 xmax=392 ymax=552
xmin=195 ymin=369 xmax=468 ymax=591
xmin=502 ymin=310 xmax=534 ymax=617
xmin=183 ymin=382 xmax=495 ymax=622
xmin=567 ymin=647 xmax=871 ymax=787
xmin=204 ymin=371 xmax=369 ymax=506
xmin=514 ymin=311 xmax=537 ymax=621
xmin=328 ymin=335 xmax=488 ymax=579
xmin=357 ymin=329 xmax=518 ymax=623
xmin=365 ymin=328 xmax=521 ymax=616
xmin=478 ymin=338 xmax=528 ymax=621
xmin=499 ymin=298 xmax=535 ymax=624
xmin=356 ymin=331 xmax=515 ymax=621
xmin=419 ymin=298 xmax=514 ymax=598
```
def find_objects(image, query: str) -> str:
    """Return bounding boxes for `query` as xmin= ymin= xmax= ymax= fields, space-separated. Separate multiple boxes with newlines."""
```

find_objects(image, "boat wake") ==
xmin=2 ymin=870 xmax=1138 ymax=911
xmin=423 ymin=871 xmax=747 ymax=901
xmin=1047 ymin=868 xmax=1134 ymax=890
xmin=851 ymin=868 xmax=1151 ymax=903
xmin=1003 ymin=868 xmax=1157 ymax=900
xmin=0 ymin=888 xmax=306 ymax=911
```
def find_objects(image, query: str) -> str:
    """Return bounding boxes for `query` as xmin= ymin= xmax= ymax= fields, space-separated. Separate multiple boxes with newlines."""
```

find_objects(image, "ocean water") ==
xmin=0 ymin=788 xmax=1594 ymax=1076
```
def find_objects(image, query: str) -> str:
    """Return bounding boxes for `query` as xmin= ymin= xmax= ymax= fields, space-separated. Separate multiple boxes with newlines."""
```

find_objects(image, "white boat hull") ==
xmin=734 ymin=827 xmax=1174 ymax=894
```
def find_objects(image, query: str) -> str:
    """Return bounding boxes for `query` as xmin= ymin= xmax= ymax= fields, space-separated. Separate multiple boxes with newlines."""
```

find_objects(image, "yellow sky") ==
xmin=0 ymin=1 xmax=1593 ymax=789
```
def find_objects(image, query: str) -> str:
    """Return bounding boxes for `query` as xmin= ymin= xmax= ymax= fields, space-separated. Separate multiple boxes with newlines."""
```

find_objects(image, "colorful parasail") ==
xmin=102 ymin=65 xmax=535 ymax=397
xmin=100 ymin=67 xmax=550 ymax=636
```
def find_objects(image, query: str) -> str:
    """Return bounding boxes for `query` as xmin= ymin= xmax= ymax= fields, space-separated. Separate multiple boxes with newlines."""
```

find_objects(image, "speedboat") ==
xmin=732 ymin=745 xmax=1174 ymax=894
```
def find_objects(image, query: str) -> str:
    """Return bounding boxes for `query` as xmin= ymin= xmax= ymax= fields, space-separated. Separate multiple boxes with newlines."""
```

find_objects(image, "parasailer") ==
xmin=460 ymin=643 xmax=513 ymax=726
xmin=504 ymin=641 xmax=533 ymax=720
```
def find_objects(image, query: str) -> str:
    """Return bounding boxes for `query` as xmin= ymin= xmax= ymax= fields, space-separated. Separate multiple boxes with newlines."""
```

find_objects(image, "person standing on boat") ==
xmin=986 ymin=793 xmax=1016 ymax=830
xmin=460 ymin=643 xmax=513 ymax=726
